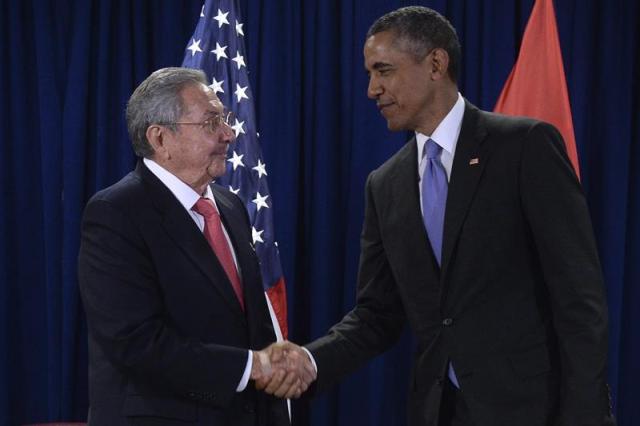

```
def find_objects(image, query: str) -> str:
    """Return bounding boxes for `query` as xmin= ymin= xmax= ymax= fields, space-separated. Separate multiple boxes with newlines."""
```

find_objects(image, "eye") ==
xmin=203 ymin=118 xmax=218 ymax=133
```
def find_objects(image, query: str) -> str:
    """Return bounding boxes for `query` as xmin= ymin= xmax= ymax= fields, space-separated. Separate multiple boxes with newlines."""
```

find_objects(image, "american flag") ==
xmin=182 ymin=0 xmax=288 ymax=339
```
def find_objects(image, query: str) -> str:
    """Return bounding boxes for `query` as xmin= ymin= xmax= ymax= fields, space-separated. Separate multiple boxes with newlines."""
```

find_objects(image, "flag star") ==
xmin=209 ymin=78 xmax=224 ymax=94
xmin=231 ymin=118 xmax=246 ymax=138
xmin=200 ymin=5 xmax=205 ymax=17
xmin=252 ymin=192 xmax=269 ymax=211
xmin=187 ymin=38 xmax=202 ymax=56
xmin=235 ymin=20 xmax=245 ymax=36
xmin=252 ymin=226 xmax=264 ymax=244
xmin=229 ymin=186 xmax=240 ymax=195
xmin=227 ymin=151 xmax=245 ymax=170
xmin=235 ymin=83 xmax=249 ymax=103
xmin=211 ymin=42 xmax=228 ymax=61
xmin=252 ymin=159 xmax=268 ymax=178
xmin=213 ymin=9 xmax=229 ymax=27
xmin=231 ymin=51 xmax=246 ymax=70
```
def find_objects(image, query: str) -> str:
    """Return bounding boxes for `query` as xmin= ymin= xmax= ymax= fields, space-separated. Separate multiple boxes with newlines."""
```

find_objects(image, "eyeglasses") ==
xmin=159 ymin=109 xmax=235 ymax=134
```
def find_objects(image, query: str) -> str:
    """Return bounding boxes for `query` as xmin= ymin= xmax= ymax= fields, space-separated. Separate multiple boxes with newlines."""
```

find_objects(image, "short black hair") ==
xmin=367 ymin=6 xmax=461 ymax=82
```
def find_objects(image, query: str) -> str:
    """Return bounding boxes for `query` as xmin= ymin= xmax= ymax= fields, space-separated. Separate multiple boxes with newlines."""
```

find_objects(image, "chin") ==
xmin=386 ymin=119 xmax=407 ymax=132
xmin=208 ymin=164 xmax=226 ymax=180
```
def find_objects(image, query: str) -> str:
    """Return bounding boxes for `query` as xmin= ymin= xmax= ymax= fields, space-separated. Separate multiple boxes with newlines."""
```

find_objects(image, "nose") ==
xmin=367 ymin=75 xmax=383 ymax=99
xmin=219 ymin=122 xmax=235 ymax=144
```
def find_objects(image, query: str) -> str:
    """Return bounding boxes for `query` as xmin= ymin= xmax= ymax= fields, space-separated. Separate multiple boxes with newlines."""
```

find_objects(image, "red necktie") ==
xmin=192 ymin=197 xmax=244 ymax=310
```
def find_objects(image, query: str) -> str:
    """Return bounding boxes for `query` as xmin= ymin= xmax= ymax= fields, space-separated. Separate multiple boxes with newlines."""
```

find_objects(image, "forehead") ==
xmin=363 ymin=31 xmax=412 ymax=69
xmin=180 ymin=83 xmax=223 ymax=116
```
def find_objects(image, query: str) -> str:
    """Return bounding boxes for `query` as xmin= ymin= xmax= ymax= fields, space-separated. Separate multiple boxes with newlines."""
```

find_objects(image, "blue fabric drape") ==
xmin=1 ymin=0 xmax=638 ymax=425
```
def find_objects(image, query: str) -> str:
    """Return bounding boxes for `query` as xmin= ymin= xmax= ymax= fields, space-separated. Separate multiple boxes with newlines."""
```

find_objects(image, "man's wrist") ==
xmin=236 ymin=350 xmax=253 ymax=392
xmin=300 ymin=346 xmax=318 ymax=374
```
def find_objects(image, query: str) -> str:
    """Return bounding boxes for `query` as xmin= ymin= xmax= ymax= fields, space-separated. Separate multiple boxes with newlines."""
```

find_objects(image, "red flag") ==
xmin=494 ymin=0 xmax=580 ymax=178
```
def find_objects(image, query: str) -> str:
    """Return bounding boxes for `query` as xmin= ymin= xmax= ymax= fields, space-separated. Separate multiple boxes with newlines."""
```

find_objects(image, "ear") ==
xmin=430 ymin=48 xmax=451 ymax=81
xmin=146 ymin=125 xmax=171 ymax=160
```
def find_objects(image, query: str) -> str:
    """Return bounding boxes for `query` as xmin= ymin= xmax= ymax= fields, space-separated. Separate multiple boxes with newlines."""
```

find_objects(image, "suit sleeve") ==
xmin=519 ymin=123 xmax=614 ymax=425
xmin=78 ymin=197 xmax=248 ymax=407
xmin=305 ymin=171 xmax=407 ymax=393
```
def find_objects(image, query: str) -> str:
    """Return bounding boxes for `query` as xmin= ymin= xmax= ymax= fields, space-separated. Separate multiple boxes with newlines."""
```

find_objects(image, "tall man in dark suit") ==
xmin=301 ymin=6 xmax=615 ymax=426
xmin=77 ymin=67 xmax=314 ymax=426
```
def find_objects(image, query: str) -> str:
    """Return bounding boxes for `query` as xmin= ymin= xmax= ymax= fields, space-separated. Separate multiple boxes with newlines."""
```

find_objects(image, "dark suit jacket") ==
xmin=306 ymin=101 xmax=615 ymax=426
xmin=78 ymin=161 xmax=288 ymax=426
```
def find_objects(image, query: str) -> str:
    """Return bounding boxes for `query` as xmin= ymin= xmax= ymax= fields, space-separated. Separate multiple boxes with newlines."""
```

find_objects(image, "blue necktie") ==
xmin=421 ymin=139 xmax=448 ymax=265
xmin=421 ymin=138 xmax=460 ymax=388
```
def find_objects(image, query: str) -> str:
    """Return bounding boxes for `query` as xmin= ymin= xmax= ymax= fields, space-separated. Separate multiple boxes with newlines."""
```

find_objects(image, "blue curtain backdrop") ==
xmin=1 ymin=0 xmax=638 ymax=425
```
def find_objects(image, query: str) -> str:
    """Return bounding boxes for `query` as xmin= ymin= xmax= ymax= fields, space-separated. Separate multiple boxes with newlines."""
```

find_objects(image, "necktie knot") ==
xmin=425 ymin=138 xmax=442 ymax=159
xmin=193 ymin=197 xmax=218 ymax=219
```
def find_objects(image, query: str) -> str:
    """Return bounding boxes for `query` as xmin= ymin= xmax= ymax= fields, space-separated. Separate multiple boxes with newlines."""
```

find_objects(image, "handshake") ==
xmin=250 ymin=341 xmax=317 ymax=399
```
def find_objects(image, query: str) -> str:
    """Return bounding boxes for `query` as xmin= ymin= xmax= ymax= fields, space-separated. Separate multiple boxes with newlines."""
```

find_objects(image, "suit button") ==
xmin=244 ymin=403 xmax=255 ymax=413
xmin=442 ymin=318 xmax=453 ymax=326
xmin=436 ymin=378 xmax=444 ymax=386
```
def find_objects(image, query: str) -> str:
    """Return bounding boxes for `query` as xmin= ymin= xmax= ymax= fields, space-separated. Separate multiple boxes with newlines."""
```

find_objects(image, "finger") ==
xmin=293 ymin=385 xmax=304 ymax=399
xmin=283 ymin=387 xmax=301 ymax=399
xmin=255 ymin=376 xmax=268 ymax=390
xmin=285 ymin=382 xmax=304 ymax=399
xmin=269 ymin=344 xmax=286 ymax=364
xmin=298 ymin=361 xmax=316 ymax=386
xmin=303 ymin=359 xmax=317 ymax=381
xmin=298 ymin=376 xmax=310 ymax=393
xmin=272 ymin=371 xmax=297 ymax=398
xmin=304 ymin=358 xmax=317 ymax=376
xmin=275 ymin=375 xmax=300 ymax=399
xmin=264 ymin=367 xmax=287 ymax=395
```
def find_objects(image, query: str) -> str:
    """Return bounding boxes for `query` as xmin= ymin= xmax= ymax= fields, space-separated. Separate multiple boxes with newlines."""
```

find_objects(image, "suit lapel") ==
xmin=138 ymin=162 xmax=245 ymax=316
xmin=441 ymin=101 xmax=490 ymax=281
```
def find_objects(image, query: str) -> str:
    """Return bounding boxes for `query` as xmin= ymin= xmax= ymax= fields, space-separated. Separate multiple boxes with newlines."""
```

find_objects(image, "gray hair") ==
xmin=367 ymin=6 xmax=461 ymax=83
xmin=126 ymin=67 xmax=208 ymax=158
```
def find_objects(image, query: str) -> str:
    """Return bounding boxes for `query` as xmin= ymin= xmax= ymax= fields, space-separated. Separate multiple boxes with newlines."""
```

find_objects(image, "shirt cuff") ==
xmin=236 ymin=350 xmax=253 ymax=392
xmin=301 ymin=347 xmax=318 ymax=373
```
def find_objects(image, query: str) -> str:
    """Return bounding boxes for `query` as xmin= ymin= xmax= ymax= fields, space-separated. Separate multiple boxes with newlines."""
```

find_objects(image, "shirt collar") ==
xmin=416 ymin=92 xmax=465 ymax=158
xmin=143 ymin=158 xmax=216 ymax=211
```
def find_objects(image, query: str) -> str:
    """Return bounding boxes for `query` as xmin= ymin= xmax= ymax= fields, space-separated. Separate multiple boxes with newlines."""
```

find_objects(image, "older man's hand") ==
xmin=251 ymin=341 xmax=317 ymax=399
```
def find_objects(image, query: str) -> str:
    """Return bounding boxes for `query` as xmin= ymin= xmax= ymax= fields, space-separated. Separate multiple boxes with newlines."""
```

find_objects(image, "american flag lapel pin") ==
xmin=469 ymin=157 xmax=480 ymax=165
